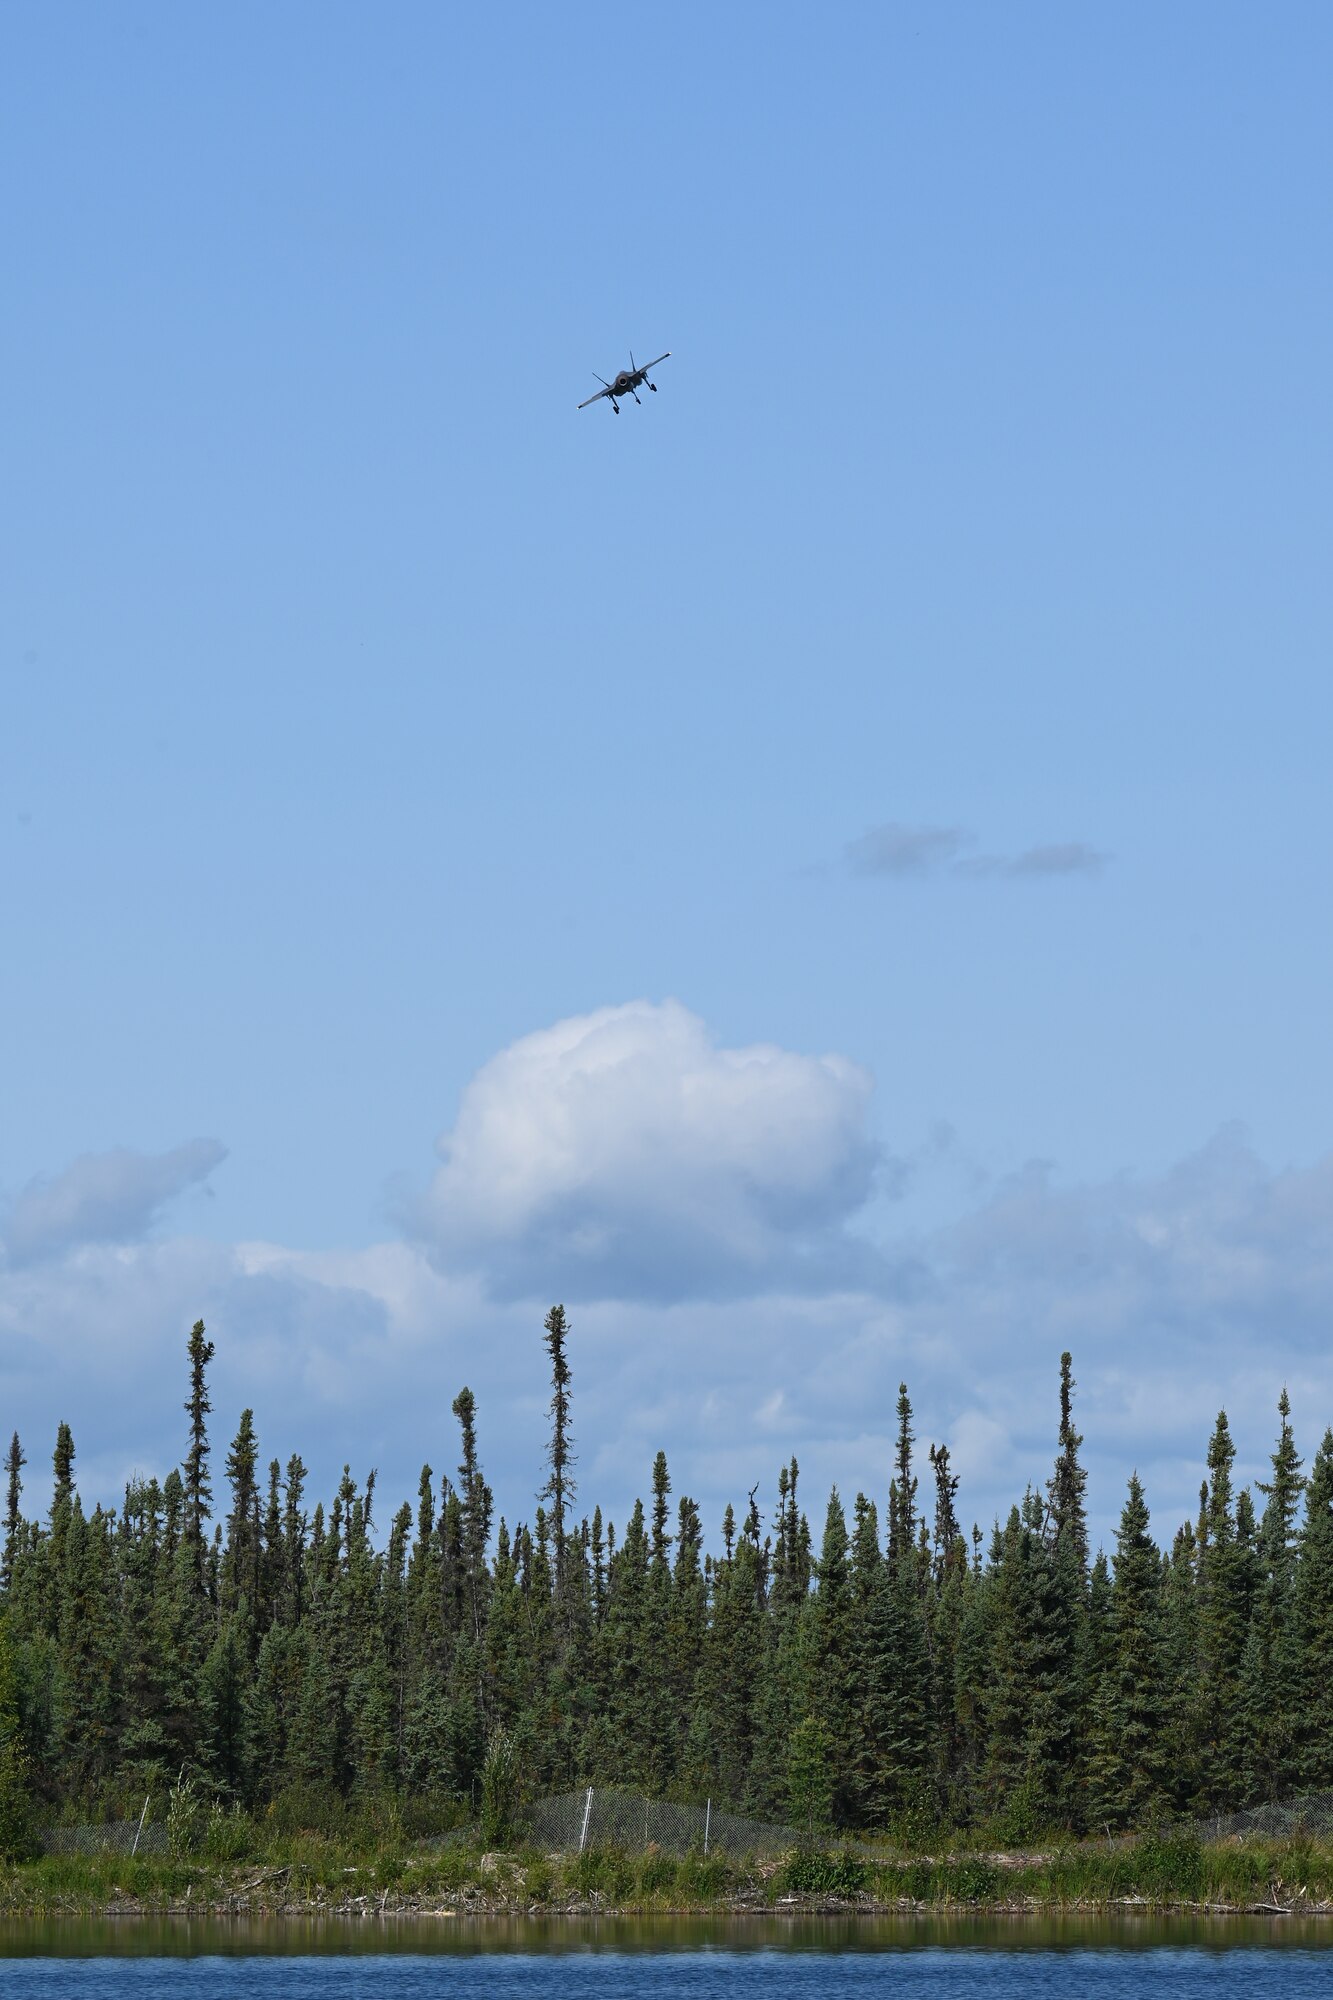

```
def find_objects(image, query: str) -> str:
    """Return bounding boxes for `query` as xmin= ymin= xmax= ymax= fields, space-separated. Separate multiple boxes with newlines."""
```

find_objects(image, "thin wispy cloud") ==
xmin=845 ymin=823 xmax=970 ymax=876
xmin=2 ymin=1138 xmax=227 ymax=1267
xmin=846 ymin=822 xmax=1107 ymax=881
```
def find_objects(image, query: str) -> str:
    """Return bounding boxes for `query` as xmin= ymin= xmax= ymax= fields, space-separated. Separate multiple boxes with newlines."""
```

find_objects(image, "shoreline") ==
xmin=6 ymin=1826 xmax=1333 ymax=1922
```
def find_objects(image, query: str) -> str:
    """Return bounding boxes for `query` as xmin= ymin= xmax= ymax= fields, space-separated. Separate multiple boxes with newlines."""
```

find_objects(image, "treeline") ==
xmin=2 ymin=1306 xmax=1333 ymax=1842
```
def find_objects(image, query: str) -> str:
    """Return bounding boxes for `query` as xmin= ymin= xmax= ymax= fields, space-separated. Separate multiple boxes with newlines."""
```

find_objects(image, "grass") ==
xmin=3 ymin=1826 xmax=1333 ymax=1915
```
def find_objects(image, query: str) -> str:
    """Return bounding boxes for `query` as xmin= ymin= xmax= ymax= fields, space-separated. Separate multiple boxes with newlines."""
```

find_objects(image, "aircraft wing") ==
xmin=577 ymin=385 xmax=611 ymax=409
xmin=640 ymin=352 xmax=671 ymax=373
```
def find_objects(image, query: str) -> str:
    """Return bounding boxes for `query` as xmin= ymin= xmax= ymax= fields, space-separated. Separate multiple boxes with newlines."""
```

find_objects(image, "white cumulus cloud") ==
xmin=406 ymin=999 xmax=882 ymax=1301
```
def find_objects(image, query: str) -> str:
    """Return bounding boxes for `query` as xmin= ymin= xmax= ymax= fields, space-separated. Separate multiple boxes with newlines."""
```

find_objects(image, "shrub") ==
xmin=570 ymin=1843 xmax=634 ymax=1900
xmin=0 ymin=1737 xmax=37 ymax=1864
xmin=1132 ymin=1829 xmax=1205 ymax=1902
xmin=674 ymin=1852 xmax=732 ymax=1900
xmin=202 ymin=1801 xmax=256 ymax=1863
xmin=939 ymin=1856 xmax=1001 ymax=1902
xmin=780 ymin=1846 xmax=868 ymax=1897
xmin=480 ymin=1729 xmax=521 ymax=1849
xmin=521 ymin=1855 xmax=555 ymax=1904
xmin=995 ymin=1776 xmax=1046 ymax=1847
xmin=637 ymin=1849 xmax=677 ymax=1896
xmin=900 ymin=1859 xmax=936 ymax=1901
xmin=166 ymin=1774 xmax=204 ymax=1858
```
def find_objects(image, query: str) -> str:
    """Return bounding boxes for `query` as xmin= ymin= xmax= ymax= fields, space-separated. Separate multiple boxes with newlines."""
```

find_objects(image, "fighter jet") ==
xmin=578 ymin=350 xmax=671 ymax=415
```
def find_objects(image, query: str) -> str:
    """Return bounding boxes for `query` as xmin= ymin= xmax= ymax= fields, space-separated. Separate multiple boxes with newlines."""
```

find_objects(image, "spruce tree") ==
xmin=200 ymin=1614 xmax=249 ymax=1794
xmin=600 ymin=1497 xmax=653 ymax=1784
xmin=260 ymin=1459 xmax=283 ymax=1632
xmin=797 ymin=1489 xmax=859 ymax=1825
xmin=53 ymin=1501 xmax=120 ymax=1802
xmin=282 ymin=1455 xmax=308 ymax=1626
xmin=1194 ymin=1411 xmax=1257 ymax=1807
xmin=860 ymin=1497 xmax=932 ymax=1827
xmin=2 ymin=1434 xmax=25 ymax=1596
xmin=928 ymin=1443 xmax=962 ymax=1583
xmin=183 ymin=1320 xmax=216 ymax=1554
xmin=981 ymin=1494 xmax=1078 ymax=1834
xmin=889 ymin=1385 xmax=918 ymax=1572
xmin=699 ymin=1520 xmax=766 ymax=1810
xmin=1294 ymin=1430 xmax=1333 ymax=1785
xmin=668 ymin=1494 xmax=708 ymax=1785
xmin=222 ymin=1408 xmax=261 ymax=1624
xmin=1244 ymin=1389 xmax=1305 ymax=1798
xmin=452 ymin=1388 xmax=493 ymax=1643
xmin=540 ymin=1306 xmax=575 ymax=1611
xmin=49 ymin=1422 xmax=76 ymax=1577
xmin=1048 ymin=1351 xmax=1089 ymax=1578
xmin=1086 ymin=1474 xmax=1169 ymax=1828
xmin=243 ymin=1621 xmax=295 ymax=1801
xmin=0 ymin=1615 xmax=36 ymax=1860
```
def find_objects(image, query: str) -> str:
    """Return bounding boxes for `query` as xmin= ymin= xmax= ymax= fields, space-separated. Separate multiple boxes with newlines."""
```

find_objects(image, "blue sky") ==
xmin=3 ymin=3 xmax=1332 ymax=1554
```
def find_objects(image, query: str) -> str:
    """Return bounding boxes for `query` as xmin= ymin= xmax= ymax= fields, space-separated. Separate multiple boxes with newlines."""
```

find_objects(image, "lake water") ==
xmin=2 ymin=1917 xmax=1332 ymax=1996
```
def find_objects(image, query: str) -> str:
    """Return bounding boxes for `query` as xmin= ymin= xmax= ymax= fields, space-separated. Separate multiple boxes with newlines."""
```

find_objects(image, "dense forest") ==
xmin=2 ymin=1306 xmax=1332 ymax=1847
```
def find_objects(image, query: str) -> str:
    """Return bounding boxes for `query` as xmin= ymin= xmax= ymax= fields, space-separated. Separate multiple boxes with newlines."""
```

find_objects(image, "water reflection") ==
xmin=0 ymin=1913 xmax=1329 ymax=1958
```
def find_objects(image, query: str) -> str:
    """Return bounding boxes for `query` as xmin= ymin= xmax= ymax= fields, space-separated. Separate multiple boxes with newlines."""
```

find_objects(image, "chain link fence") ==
xmin=526 ymin=1787 xmax=814 ymax=1858
xmin=1198 ymin=1790 xmax=1333 ymax=1842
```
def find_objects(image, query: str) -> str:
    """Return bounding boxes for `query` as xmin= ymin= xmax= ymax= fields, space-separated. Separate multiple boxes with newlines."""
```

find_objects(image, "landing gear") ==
xmin=611 ymin=401 xmax=620 ymax=414
xmin=648 ymin=381 xmax=657 ymax=392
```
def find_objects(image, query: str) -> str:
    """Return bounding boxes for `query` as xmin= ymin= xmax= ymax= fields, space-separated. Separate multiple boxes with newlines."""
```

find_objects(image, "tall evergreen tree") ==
xmin=889 ymin=1385 xmax=918 ymax=1572
xmin=282 ymin=1455 xmax=308 ymax=1627
xmin=0 ymin=1614 xmax=36 ymax=1860
xmin=797 ymin=1489 xmax=859 ymax=1825
xmin=222 ymin=1409 xmax=262 ymax=1624
xmin=860 ymin=1495 xmax=932 ymax=1825
xmin=1294 ymin=1430 xmax=1333 ymax=1786
xmin=1086 ymin=1474 xmax=1169 ymax=1828
xmin=49 ymin=1423 xmax=76 ymax=1574
xmin=928 ymin=1443 xmax=962 ymax=1583
xmin=1193 ymin=1411 xmax=1260 ymax=1807
xmin=452 ymin=1389 xmax=493 ymax=1644
xmin=982 ymin=1494 xmax=1079 ymax=1833
xmin=183 ymin=1320 xmax=216 ymax=1554
xmin=1048 ymin=1351 xmax=1089 ymax=1578
xmin=1243 ymin=1389 xmax=1305 ymax=1798
xmin=1 ymin=1435 xmax=25 ymax=1596
xmin=540 ymin=1306 xmax=575 ymax=1611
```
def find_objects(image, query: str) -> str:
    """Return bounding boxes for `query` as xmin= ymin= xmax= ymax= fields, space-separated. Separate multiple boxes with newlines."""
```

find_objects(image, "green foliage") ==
xmin=479 ymin=1727 xmax=521 ymax=1848
xmin=201 ymin=1799 xmax=257 ymax=1862
xmin=1130 ymin=1828 xmax=1205 ymax=1901
xmin=165 ymin=1772 xmax=204 ymax=1857
xmin=0 ymin=1617 xmax=36 ymax=1862
xmin=671 ymin=1850 xmax=732 ymax=1899
xmin=520 ymin=1852 xmax=555 ymax=1901
xmin=636 ymin=1847 xmax=676 ymax=1894
xmin=0 ymin=1733 xmax=37 ymax=1863
xmin=4 ymin=1329 xmax=1333 ymax=1855
xmin=939 ymin=1855 xmax=1002 ymax=1901
xmin=569 ymin=1841 xmax=636 ymax=1899
xmin=780 ymin=1845 xmax=868 ymax=1896
xmin=786 ymin=1715 xmax=835 ymax=1832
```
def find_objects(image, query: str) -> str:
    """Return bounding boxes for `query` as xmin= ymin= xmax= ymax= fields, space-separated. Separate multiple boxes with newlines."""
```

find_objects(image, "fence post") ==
xmin=704 ymin=1798 xmax=711 ymax=1858
xmin=130 ymin=1793 xmax=150 ymax=1858
xmin=579 ymin=1787 xmax=594 ymax=1854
